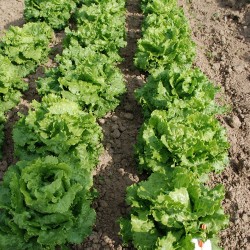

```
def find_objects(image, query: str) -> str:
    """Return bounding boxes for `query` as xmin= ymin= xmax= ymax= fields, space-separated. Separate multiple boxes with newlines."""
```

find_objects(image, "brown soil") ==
xmin=0 ymin=0 xmax=249 ymax=250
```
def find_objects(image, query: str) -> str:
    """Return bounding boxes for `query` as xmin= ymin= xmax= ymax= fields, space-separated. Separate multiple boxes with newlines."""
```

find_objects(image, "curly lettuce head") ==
xmin=120 ymin=168 xmax=229 ymax=250
xmin=0 ymin=156 xmax=95 ymax=249
xmin=13 ymin=94 xmax=103 ymax=169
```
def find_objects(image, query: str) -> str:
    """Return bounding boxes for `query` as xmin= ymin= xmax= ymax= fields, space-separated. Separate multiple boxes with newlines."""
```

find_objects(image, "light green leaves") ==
xmin=135 ymin=66 xmax=225 ymax=117
xmin=121 ymin=0 xmax=229 ymax=248
xmin=0 ymin=22 xmax=53 ymax=160
xmin=121 ymin=169 xmax=228 ymax=249
xmin=0 ymin=156 xmax=95 ymax=249
xmin=37 ymin=42 xmax=126 ymax=117
xmin=24 ymin=0 xmax=78 ymax=30
xmin=0 ymin=22 xmax=53 ymax=77
xmin=0 ymin=55 xmax=28 ymax=112
xmin=136 ymin=108 xmax=229 ymax=174
xmin=13 ymin=94 xmax=103 ymax=169
xmin=134 ymin=10 xmax=196 ymax=72
xmin=65 ymin=0 xmax=127 ymax=61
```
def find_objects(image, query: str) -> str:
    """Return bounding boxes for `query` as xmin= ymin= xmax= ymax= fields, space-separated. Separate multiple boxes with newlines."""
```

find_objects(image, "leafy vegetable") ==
xmin=141 ymin=0 xmax=177 ymax=14
xmin=135 ymin=66 xmax=225 ymax=117
xmin=13 ymin=94 xmax=103 ymax=169
xmin=37 ymin=41 xmax=126 ymax=117
xmin=136 ymin=106 xmax=229 ymax=175
xmin=134 ymin=9 xmax=196 ymax=72
xmin=0 ymin=55 xmax=28 ymax=112
xmin=120 ymin=168 xmax=228 ymax=250
xmin=121 ymin=0 xmax=229 ymax=249
xmin=0 ymin=22 xmax=53 ymax=77
xmin=24 ymin=0 xmax=78 ymax=30
xmin=65 ymin=0 xmax=126 ymax=61
xmin=0 ymin=113 xmax=5 ymax=159
xmin=0 ymin=155 xmax=95 ymax=249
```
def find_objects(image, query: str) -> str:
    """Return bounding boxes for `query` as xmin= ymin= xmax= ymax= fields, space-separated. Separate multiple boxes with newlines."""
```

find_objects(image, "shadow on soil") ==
xmin=71 ymin=1 xmax=146 ymax=249
xmin=3 ymin=17 xmax=25 ymax=30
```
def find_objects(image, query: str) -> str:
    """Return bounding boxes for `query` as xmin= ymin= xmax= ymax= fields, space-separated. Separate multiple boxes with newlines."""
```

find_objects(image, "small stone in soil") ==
xmin=111 ymin=115 xmax=119 ymax=122
xmin=228 ymin=115 xmax=241 ymax=129
xmin=99 ymin=200 xmax=108 ymax=208
xmin=111 ymin=129 xmax=121 ymax=138
xmin=98 ymin=118 xmax=105 ymax=125
xmin=123 ymin=113 xmax=134 ymax=120
xmin=111 ymin=124 xmax=119 ymax=131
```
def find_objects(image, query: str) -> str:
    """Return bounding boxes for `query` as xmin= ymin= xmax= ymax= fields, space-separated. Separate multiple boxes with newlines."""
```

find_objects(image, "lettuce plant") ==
xmin=0 ymin=22 xmax=53 ymax=77
xmin=0 ymin=55 xmax=28 ymax=112
xmin=24 ymin=0 xmax=78 ymax=30
xmin=136 ymin=106 xmax=229 ymax=175
xmin=120 ymin=168 xmax=228 ymax=250
xmin=13 ymin=94 xmax=103 ymax=168
xmin=135 ymin=66 xmax=224 ymax=117
xmin=141 ymin=0 xmax=177 ymax=14
xmin=134 ymin=9 xmax=196 ymax=72
xmin=0 ymin=156 xmax=95 ymax=249
xmin=65 ymin=0 xmax=126 ymax=62
xmin=0 ymin=113 xmax=5 ymax=159
xmin=37 ymin=41 xmax=126 ymax=117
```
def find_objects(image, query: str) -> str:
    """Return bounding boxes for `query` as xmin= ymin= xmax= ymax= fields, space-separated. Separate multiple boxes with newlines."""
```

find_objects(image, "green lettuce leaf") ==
xmin=134 ymin=9 xmax=196 ymax=72
xmin=0 ymin=22 xmax=53 ymax=77
xmin=120 ymin=169 xmax=229 ymax=249
xmin=141 ymin=0 xmax=177 ymax=14
xmin=65 ymin=0 xmax=126 ymax=61
xmin=135 ymin=66 xmax=226 ymax=117
xmin=13 ymin=94 xmax=103 ymax=169
xmin=136 ymin=106 xmax=229 ymax=174
xmin=37 ymin=41 xmax=126 ymax=117
xmin=0 ymin=156 xmax=95 ymax=249
xmin=0 ymin=55 xmax=28 ymax=112
xmin=24 ymin=0 xmax=78 ymax=30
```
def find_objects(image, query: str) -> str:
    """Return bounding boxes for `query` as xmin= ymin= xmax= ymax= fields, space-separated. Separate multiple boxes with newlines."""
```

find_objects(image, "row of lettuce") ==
xmin=119 ymin=0 xmax=229 ymax=249
xmin=0 ymin=0 xmax=126 ymax=249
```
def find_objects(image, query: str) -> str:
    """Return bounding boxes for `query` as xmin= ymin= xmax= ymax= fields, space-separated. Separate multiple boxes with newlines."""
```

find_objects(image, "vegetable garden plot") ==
xmin=0 ymin=0 xmax=250 ymax=250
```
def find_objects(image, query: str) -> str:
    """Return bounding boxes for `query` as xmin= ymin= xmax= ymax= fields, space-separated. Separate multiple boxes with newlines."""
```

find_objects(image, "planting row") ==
xmin=0 ymin=0 xmax=126 ymax=249
xmin=0 ymin=22 xmax=54 ymax=159
xmin=120 ymin=0 xmax=229 ymax=249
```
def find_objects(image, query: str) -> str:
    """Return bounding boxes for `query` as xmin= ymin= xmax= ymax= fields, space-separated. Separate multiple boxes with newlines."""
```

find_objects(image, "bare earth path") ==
xmin=0 ymin=0 xmax=249 ymax=249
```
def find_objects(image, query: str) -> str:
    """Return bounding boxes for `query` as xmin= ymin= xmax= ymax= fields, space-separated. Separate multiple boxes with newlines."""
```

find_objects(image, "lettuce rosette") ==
xmin=24 ymin=0 xmax=78 ymax=30
xmin=120 ymin=168 xmax=228 ymax=250
xmin=13 ymin=94 xmax=103 ymax=169
xmin=134 ymin=9 xmax=195 ymax=72
xmin=0 ymin=156 xmax=95 ymax=249
xmin=0 ymin=22 xmax=53 ymax=77
xmin=65 ymin=0 xmax=126 ymax=62
xmin=37 ymin=42 xmax=126 ymax=117
xmin=136 ymin=105 xmax=229 ymax=175
xmin=135 ymin=66 xmax=225 ymax=117
xmin=0 ymin=55 xmax=28 ymax=112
